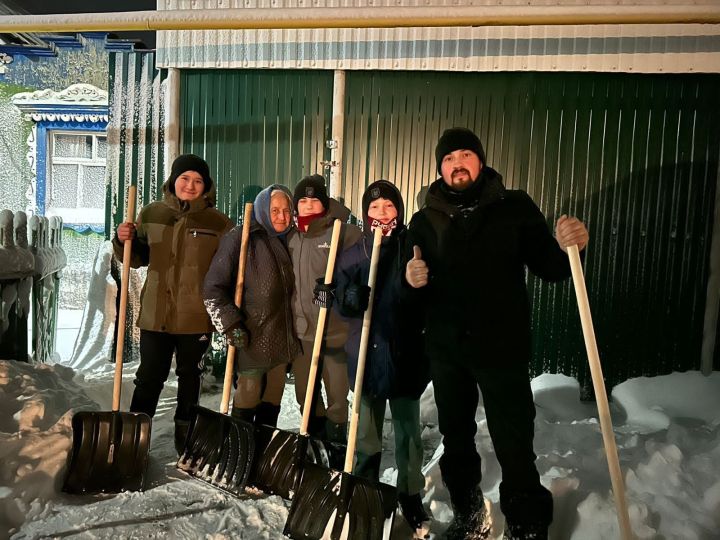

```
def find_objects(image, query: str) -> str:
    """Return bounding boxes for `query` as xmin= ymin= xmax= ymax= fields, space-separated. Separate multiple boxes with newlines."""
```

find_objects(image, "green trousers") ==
xmin=354 ymin=394 xmax=425 ymax=495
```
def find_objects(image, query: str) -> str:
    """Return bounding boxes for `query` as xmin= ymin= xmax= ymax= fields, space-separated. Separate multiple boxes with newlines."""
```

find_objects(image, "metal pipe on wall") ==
xmin=0 ymin=6 xmax=719 ymax=32
xmin=329 ymin=70 xmax=345 ymax=201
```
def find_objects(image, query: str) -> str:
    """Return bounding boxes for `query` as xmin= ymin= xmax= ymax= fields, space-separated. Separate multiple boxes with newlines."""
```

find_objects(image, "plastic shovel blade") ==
xmin=284 ymin=462 xmax=397 ymax=540
xmin=248 ymin=427 xmax=347 ymax=499
xmin=62 ymin=410 xmax=151 ymax=494
xmin=176 ymin=405 xmax=255 ymax=496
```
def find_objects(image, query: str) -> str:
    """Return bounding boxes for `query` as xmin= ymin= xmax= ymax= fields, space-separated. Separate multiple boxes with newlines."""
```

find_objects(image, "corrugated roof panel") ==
xmin=157 ymin=0 xmax=720 ymax=73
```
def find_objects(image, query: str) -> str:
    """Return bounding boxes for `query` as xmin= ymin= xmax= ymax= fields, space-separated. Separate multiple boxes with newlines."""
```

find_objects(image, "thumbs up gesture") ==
xmin=406 ymin=245 xmax=429 ymax=288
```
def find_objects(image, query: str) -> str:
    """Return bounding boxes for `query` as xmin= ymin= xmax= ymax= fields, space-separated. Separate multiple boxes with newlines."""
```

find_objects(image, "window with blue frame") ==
xmin=47 ymin=131 xmax=107 ymax=226
xmin=12 ymin=83 xmax=109 ymax=234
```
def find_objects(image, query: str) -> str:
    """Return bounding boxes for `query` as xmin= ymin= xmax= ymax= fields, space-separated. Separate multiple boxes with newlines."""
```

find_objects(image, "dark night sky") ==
xmin=7 ymin=0 xmax=158 ymax=48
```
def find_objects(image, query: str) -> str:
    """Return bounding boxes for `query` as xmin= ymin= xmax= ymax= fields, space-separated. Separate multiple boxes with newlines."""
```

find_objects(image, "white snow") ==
xmin=1 ymin=353 xmax=719 ymax=540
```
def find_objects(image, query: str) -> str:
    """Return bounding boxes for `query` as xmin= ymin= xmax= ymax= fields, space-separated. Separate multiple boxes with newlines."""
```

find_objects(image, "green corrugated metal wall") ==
xmin=180 ymin=69 xmax=720 ymax=389
xmin=181 ymin=70 xmax=333 ymax=223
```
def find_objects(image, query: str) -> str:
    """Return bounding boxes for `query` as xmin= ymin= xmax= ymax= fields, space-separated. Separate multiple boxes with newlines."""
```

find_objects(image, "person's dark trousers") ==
xmin=130 ymin=330 xmax=210 ymax=422
xmin=428 ymin=349 xmax=553 ymax=529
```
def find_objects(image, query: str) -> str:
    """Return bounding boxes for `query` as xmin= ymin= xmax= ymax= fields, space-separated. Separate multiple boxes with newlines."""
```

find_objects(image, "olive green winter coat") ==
xmin=113 ymin=180 xmax=232 ymax=334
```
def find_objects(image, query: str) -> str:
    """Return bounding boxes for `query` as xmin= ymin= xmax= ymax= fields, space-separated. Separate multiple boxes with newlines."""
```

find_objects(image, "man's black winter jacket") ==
xmin=404 ymin=167 xmax=574 ymax=367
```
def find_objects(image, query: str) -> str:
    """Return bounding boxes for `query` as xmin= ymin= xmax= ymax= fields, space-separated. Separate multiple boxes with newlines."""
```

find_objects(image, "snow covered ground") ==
xmin=1 ymin=355 xmax=719 ymax=540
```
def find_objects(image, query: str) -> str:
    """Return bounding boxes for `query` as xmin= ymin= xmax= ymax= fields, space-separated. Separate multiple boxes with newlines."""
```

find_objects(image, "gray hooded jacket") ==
xmin=287 ymin=198 xmax=362 ymax=348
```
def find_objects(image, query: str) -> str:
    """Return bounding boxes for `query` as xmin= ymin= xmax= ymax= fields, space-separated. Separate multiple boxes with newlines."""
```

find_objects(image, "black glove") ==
xmin=342 ymin=283 xmax=371 ymax=314
xmin=313 ymin=277 xmax=335 ymax=308
xmin=226 ymin=323 xmax=249 ymax=349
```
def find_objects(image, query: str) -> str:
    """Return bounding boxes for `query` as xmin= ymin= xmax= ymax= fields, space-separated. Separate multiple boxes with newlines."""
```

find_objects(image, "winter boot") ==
xmin=500 ymin=486 xmax=552 ymax=540
xmin=398 ymin=492 xmax=431 ymax=539
xmin=174 ymin=419 xmax=191 ymax=456
xmin=254 ymin=402 xmax=281 ymax=428
xmin=324 ymin=421 xmax=348 ymax=444
xmin=502 ymin=522 xmax=548 ymax=540
xmin=231 ymin=405 xmax=256 ymax=423
xmin=442 ymin=487 xmax=492 ymax=540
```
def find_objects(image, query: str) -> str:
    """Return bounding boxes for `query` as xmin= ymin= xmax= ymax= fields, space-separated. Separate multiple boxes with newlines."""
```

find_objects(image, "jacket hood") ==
xmin=253 ymin=184 xmax=294 ymax=237
xmin=328 ymin=198 xmax=352 ymax=221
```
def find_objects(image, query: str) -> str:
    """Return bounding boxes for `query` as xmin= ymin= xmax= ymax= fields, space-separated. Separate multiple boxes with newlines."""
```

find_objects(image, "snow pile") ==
xmin=0 ymin=360 xmax=97 ymax=537
xmin=66 ymin=241 xmax=117 ymax=372
xmin=1 ymin=357 xmax=719 ymax=539
xmin=67 ymin=241 xmax=144 ymax=373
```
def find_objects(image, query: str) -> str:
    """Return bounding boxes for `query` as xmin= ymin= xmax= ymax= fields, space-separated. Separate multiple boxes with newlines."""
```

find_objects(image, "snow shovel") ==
xmin=176 ymin=202 xmax=256 ymax=496
xmin=63 ymin=185 xmax=152 ymax=495
xmin=568 ymin=245 xmax=633 ymax=540
xmin=284 ymin=227 xmax=397 ymax=540
xmin=247 ymin=219 xmax=345 ymax=499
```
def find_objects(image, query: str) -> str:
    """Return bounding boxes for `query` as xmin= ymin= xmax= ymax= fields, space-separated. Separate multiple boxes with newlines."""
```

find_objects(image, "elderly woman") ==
xmin=203 ymin=184 xmax=301 ymax=426
xmin=114 ymin=154 xmax=232 ymax=454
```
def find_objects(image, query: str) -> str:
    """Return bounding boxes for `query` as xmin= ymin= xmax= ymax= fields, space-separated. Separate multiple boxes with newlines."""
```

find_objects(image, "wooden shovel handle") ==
xmin=300 ymin=219 xmax=343 ymax=435
xmin=220 ymin=202 xmax=254 ymax=415
xmin=112 ymin=185 xmax=137 ymax=412
xmin=568 ymin=245 xmax=633 ymax=540
xmin=345 ymin=227 xmax=383 ymax=472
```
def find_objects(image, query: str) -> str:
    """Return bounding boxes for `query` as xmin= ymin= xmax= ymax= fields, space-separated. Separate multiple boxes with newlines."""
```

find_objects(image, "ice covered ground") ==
xmin=1 ymin=357 xmax=719 ymax=540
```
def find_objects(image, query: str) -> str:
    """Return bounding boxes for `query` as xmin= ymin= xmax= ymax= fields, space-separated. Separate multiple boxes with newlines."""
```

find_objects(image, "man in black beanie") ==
xmin=403 ymin=128 xmax=589 ymax=539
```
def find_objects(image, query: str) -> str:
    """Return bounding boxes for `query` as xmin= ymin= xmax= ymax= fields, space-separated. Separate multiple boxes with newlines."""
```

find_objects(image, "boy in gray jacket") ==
xmin=287 ymin=174 xmax=362 ymax=442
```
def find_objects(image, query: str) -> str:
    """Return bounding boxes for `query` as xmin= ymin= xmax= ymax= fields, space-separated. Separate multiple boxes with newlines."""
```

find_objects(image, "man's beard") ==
xmin=450 ymin=169 xmax=474 ymax=191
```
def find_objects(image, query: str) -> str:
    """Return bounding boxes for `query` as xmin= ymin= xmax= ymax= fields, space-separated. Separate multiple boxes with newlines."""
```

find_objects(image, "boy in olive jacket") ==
xmin=114 ymin=154 xmax=232 ymax=454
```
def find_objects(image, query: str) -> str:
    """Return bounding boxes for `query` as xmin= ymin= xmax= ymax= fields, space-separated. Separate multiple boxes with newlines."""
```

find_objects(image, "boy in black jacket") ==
xmin=316 ymin=180 xmax=431 ymax=538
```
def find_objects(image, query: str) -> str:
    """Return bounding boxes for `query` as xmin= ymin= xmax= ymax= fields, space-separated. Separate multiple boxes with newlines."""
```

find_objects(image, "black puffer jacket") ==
xmin=404 ymin=167 xmax=575 ymax=367
xmin=203 ymin=223 xmax=301 ymax=371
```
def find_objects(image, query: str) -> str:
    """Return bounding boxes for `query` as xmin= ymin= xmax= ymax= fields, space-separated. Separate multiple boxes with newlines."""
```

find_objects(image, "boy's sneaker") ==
xmin=398 ymin=492 xmax=431 ymax=539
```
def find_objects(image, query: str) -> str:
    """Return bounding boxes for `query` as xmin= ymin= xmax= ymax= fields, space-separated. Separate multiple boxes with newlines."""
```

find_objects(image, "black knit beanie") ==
xmin=435 ymin=128 xmax=486 ymax=174
xmin=293 ymin=174 xmax=329 ymax=211
xmin=362 ymin=180 xmax=404 ymax=227
xmin=168 ymin=154 xmax=213 ymax=194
